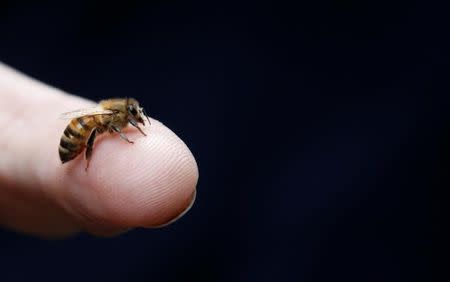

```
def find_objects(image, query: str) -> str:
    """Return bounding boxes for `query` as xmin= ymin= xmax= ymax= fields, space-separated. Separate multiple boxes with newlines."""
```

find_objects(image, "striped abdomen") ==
xmin=59 ymin=117 xmax=98 ymax=163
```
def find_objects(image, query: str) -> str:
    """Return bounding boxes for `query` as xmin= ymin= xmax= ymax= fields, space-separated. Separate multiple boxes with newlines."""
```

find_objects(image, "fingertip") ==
xmin=58 ymin=119 xmax=198 ymax=231
xmin=148 ymin=188 xmax=197 ymax=228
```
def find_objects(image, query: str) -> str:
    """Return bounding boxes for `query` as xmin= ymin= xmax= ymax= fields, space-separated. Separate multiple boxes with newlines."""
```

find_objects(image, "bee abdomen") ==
xmin=59 ymin=117 xmax=95 ymax=163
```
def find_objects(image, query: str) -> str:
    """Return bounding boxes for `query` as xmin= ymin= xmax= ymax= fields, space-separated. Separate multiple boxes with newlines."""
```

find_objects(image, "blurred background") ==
xmin=0 ymin=1 xmax=439 ymax=281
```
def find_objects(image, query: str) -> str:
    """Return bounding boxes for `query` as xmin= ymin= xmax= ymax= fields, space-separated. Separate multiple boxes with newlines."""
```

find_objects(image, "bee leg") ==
xmin=129 ymin=118 xmax=147 ymax=136
xmin=85 ymin=129 xmax=97 ymax=171
xmin=111 ymin=125 xmax=134 ymax=144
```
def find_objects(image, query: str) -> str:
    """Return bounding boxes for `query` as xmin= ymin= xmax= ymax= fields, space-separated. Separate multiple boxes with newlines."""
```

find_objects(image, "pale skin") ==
xmin=0 ymin=62 xmax=198 ymax=238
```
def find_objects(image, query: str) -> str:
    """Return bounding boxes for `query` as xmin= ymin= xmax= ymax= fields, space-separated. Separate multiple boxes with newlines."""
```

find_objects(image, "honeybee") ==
xmin=59 ymin=97 xmax=150 ymax=169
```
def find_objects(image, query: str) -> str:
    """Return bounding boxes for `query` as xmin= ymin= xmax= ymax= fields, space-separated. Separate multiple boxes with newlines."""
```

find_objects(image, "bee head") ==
xmin=127 ymin=98 xmax=151 ymax=126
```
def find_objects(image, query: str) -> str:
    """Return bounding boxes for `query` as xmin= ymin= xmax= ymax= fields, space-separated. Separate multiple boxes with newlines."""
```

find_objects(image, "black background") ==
xmin=0 ymin=1 xmax=440 ymax=281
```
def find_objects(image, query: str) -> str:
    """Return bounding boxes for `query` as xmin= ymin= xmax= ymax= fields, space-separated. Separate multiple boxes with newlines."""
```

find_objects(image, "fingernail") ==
xmin=149 ymin=188 xmax=197 ymax=228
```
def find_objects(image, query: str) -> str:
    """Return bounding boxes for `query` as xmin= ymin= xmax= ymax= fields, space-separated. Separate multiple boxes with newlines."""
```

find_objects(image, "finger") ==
xmin=0 ymin=62 xmax=198 ymax=237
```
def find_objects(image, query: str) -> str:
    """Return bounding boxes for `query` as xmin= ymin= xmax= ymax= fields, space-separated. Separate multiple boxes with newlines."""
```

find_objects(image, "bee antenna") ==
xmin=142 ymin=108 xmax=151 ymax=125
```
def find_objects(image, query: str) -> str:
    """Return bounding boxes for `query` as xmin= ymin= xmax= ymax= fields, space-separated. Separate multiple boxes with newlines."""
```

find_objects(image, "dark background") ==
xmin=0 ymin=1 xmax=440 ymax=281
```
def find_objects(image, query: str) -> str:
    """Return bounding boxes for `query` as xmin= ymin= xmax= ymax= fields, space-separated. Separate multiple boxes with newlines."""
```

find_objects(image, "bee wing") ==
xmin=59 ymin=107 xmax=115 ymax=120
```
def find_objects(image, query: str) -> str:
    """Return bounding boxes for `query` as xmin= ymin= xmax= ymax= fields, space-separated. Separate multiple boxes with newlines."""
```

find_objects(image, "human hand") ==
xmin=0 ymin=62 xmax=198 ymax=237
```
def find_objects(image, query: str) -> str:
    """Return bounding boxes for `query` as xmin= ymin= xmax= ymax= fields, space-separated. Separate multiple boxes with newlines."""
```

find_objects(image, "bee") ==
xmin=59 ymin=97 xmax=150 ymax=169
